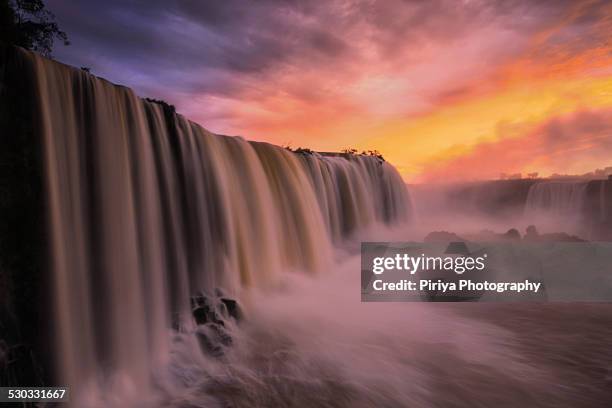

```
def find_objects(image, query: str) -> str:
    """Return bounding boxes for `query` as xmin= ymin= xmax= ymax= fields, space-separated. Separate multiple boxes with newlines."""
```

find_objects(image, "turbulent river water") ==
xmin=161 ymin=240 xmax=612 ymax=408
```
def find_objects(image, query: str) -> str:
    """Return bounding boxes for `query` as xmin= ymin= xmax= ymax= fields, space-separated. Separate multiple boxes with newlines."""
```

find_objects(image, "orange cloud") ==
xmin=64 ymin=0 xmax=611 ymax=182
xmin=415 ymin=109 xmax=612 ymax=182
xmin=360 ymin=72 xmax=612 ymax=180
xmin=181 ymin=0 xmax=612 ymax=184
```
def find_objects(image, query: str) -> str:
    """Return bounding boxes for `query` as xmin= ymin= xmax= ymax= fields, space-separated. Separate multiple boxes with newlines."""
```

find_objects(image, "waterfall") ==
xmin=524 ymin=181 xmax=588 ymax=217
xmin=600 ymin=181 xmax=607 ymax=222
xmin=19 ymin=49 xmax=412 ymax=402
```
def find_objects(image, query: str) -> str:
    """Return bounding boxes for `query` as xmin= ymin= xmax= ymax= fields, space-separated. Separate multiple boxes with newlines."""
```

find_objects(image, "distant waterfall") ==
xmin=525 ymin=181 xmax=589 ymax=217
xmin=22 ymin=49 xmax=412 ymax=402
xmin=600 ymin=181 xmax=607 ymax=222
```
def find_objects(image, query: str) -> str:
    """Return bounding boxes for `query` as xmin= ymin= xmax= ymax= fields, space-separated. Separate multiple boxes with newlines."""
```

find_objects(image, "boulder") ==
xmin=190 ymin=290 xmax=242 ymax=358
xmin=424 ymin=231 xmax=466 ymax=242
xmin=539 ymin=232 xmax=586 ymax=242
xmin=524 ymin=225 xmax=539 ymax=241
xmin=220 ymin=298 xmax=242 ymax=321
xmin=502 ymin=228 xmax=521 ymax=241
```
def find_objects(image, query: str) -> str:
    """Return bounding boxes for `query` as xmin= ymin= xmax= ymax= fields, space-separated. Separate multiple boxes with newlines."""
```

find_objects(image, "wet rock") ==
xmin=539 ymin=232 xmax=586 ymax=242
xmin=191 ymin=291 xmax=240 ymax=323
xmin=190 ymin=290 xmax=242 ymax=358
xmin=195 ymin=322 xmax=233 ymax=357
xmin=523 ymin=225 xmax=585 ymax=242
xmin=192 ymin=306 xmax=209 ymax=325
xmin=191 ymin=291 xmax=212 ymax=309
xmin=220 ymin=298 xmax=242 ymax=321
xmin=502 ymin=228 xmax=521 ymax=241
xmin=195 ymin=329 xmax=224 ymax=358
xmin=207 ymin=323 xmax=233 ymax=346
xmin=216 ymin=301 xmax=229 ymax=319
xmin=524 ymin=225 xmax=539 ymax=241
xmin=424 ymin=231 xmax=466 ymax=243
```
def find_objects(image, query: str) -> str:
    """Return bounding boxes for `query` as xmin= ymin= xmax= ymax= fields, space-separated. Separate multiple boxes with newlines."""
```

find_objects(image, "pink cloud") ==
xmin=417 ymin=109 xmax=612 ymax=182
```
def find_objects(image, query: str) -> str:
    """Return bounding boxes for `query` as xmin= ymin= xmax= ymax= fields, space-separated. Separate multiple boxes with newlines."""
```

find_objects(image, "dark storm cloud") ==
xmin=46 ymin=0 xmax=350 ymax=94
xmin=44 ymin=0 xmax=612 ymax=118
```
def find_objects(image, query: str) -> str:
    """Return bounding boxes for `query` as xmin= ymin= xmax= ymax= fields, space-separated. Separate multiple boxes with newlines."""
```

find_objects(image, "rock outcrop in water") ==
xmin=191 ymin=291 xmax=240 ymax=357
xmin=424 ymin=231 xmax=466 ymax=242
xmin=0 ymin=45 xmax=413 ymax=398
xmin=432 ymin=226 xmax=586 ymax=243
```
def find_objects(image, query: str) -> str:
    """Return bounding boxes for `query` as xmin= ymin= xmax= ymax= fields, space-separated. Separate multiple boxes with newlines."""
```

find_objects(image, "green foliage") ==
xmin=288 ymin=146 xmax=384 ymax=161
xmin=341 ymin=148 xmax=385 ymax=162
xmin=363 ymin=149 xmax=385 ymax=161
xmin=0 ymin=0 xmax=69 ymax=56
xmin=341 ymin=148 xmax=358 ymax=155
xmin=294 ymin=147 xmax=314 ymax=155
xmin=284 ymin=145 xmax=314 ymax=156
xmin=145 ymin=97 xmax=177 ymax=115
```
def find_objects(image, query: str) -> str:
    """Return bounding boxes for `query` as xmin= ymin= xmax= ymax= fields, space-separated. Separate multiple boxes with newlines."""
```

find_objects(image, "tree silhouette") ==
xmin=0 ymin=0 xmax=68 ymax=56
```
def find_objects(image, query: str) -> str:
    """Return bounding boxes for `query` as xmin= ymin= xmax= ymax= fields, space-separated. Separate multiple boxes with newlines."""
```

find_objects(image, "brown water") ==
xmin=24 ymin=48 xmax=412 ymax=405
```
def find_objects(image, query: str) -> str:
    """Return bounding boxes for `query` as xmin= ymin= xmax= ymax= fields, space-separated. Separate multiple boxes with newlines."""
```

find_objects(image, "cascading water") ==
xmin=21 ymin=49 xmax=412 ymax=404
xmin=600 ymin=181 xmax=607 ymax=222
xmin=4 ymin=46 xmax=612 ymax=408
xmin=524 ymin=181 xmax=589 ymax=217
xmin=523 ymin=181 xmax=590 ymax=236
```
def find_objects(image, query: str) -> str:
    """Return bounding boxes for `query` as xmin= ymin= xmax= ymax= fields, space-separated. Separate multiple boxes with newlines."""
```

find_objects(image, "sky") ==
xmin=46 ymin=0 xmax=612 ymax=182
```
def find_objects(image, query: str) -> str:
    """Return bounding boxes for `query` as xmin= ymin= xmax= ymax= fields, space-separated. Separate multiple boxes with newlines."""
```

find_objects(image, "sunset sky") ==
xmin=47 ymin=0 xmax=612 ymax=182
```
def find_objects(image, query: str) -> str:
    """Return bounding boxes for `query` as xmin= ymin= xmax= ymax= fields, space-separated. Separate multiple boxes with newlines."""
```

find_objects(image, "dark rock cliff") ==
xmin=0 ymin=45 xmax=51 ymax=386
